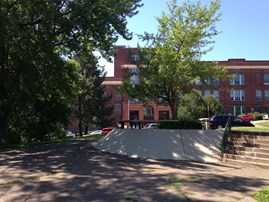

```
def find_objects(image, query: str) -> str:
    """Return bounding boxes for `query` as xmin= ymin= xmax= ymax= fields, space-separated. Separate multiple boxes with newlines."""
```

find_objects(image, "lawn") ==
xmin=232 ymin=121 xmax=269 ymax=132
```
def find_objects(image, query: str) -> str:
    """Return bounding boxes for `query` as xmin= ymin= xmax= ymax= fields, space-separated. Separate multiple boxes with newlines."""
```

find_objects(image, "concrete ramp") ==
xmin=94 ymin=129 xmax=224 ymax=163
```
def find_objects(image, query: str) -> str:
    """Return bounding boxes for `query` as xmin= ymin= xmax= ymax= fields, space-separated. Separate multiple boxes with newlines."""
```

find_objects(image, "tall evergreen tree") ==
xmin=73 ymin=49 xmax=113 ymax=136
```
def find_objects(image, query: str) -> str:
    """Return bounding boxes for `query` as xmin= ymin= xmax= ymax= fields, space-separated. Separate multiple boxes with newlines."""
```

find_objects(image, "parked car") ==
xmin=101 ymin=127 xmax=115 ymax=135
xmin=66 ymin=131 xmax=76 ymax=138
xmin=90 ymin=130 xmax=102 ymax=135
xmin=143 ymin=123 xmax=158 ymax=129
xmin=240 ymin=114 xmax=254 ymax=122
xmin=209 ymin=114 xmax=255 ymax=129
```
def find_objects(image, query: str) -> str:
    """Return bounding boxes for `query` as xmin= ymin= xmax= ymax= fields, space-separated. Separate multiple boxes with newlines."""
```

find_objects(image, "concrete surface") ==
xmin=94 ymin=129 xmax=224 ymax=163
xmin=0 ymin=141 xmax=269 ymax=202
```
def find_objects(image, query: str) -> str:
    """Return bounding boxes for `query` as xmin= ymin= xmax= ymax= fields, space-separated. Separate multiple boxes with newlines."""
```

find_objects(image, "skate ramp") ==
xmin=94 ymin=129 xmax=224 ymax=163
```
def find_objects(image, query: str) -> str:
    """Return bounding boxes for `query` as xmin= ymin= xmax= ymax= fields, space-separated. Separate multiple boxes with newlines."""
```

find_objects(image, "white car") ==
xmin=143 ymin=123 xmax=158 ymax=129
xmin=263 ymin=114 xmax=269 ymax=120
xmin=66 ymin=131 xmax=76 ymax=138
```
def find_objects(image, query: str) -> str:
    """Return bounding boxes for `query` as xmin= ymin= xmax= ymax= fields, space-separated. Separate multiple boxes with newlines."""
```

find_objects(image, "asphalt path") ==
xmin=0 ymin=140 xmax=268 ymax=202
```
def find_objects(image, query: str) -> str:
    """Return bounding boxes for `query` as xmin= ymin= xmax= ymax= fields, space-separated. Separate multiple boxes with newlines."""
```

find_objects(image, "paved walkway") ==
xmin=0 ymin=140 xmax=268 ymax=202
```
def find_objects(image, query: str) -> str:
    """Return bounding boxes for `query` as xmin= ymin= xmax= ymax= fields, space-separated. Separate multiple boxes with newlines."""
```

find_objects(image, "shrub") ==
xmin=252 ymin=112 xmax=263 ymax=120
xmin=158 ymin=120 xmax=202 ymax=129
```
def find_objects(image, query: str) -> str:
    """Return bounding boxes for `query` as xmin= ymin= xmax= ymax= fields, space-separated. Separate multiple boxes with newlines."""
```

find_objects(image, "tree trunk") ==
xmin=168 ymin=100 xmax=179 ymax=120
xmin=0 ymin=109 xmax=10 ymax=147
xmin=78 ymin=95 xmax=83 ymax=137
xmin=84 ymin=124 xmax=88 ymax=135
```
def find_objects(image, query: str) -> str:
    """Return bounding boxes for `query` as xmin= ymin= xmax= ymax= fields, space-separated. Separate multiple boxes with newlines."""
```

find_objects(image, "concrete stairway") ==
xmin=223 ymin=131 xmax=269 ymax=167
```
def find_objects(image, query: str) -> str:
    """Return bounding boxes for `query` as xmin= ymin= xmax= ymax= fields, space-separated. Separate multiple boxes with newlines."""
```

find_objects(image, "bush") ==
xmin=158 ymin=120 xmax=202 ymax=129
xmin=252 ymin=112 xmax=264 ymax=120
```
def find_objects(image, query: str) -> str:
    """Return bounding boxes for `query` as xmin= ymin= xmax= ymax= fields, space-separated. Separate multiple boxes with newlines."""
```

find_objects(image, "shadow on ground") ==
xmin=0 ymin=140 xmax=268 ymax=201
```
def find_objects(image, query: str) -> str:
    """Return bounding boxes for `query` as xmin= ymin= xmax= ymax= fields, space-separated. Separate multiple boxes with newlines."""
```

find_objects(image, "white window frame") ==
xmin=230 ymin=74 xmax=245 ymax=85
xmin=264 ymin=74 xmax=269 ymax=85
xmin=213 ymin=90 xmax=219 ymax=100
xmin=265 ymin=90 xmax=269 ymax=101
xmin=231 ymin=106 xmax=246 ymax=116
xmin=115 ymin=104 xmax=121 ymax=116
xmin=230 ymin=90 xmax=245 ymax=101
xmin=256 ymin=90 xmax=262 ymax=101
xmin=130 ymin=54 xmax=139 ymax=61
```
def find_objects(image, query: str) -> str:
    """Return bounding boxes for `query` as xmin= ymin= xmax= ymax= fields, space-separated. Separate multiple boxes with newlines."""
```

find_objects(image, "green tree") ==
xmin=203 ymin=94 xmax=224 ymax=117
xmin=120 ymin=0 xmax=228 ymax=119
xmin=177 ymin=91 xmax=207 ymax=121
xmin=73 ymin=48 xmax=114 ymax=136
xmin=0 ymin=0 xmax=142 ymax=144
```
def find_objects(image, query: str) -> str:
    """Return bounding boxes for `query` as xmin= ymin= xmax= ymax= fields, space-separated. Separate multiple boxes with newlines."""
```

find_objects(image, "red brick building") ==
xmin=103 ymin=46 xmax=269 ymax=126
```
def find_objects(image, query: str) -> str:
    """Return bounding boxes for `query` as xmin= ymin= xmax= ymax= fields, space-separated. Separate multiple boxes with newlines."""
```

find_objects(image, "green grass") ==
xmin=232 ymin=121 xmax=269 ymax=132
xmin=2 ymin=133 xmax=104 ymax=149
xmin=252 ymin=186 xmax=269 ymax=202
xmin=167 ymin=175 xmax=199 ymax=200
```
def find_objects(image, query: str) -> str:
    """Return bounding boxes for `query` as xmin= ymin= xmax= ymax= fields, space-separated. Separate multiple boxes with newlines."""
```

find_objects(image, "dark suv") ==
xmin=209 ymin=114 xmax=255 ymax=129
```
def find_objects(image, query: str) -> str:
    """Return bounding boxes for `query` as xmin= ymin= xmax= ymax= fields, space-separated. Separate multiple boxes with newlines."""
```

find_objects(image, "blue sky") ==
xmin=105 ymin=0 xmax=269 ymax=76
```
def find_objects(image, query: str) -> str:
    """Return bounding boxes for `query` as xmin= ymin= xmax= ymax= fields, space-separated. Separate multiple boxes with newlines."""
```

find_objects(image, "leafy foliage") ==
xmin=203 ymin=94 xmax=224 ymax=117
xmin=158 ymin=120 xmax=202 ymax=129
xmin=178 ymin=91 xmax=207 ymax=121
xmin=120 ymin=0 xmax=228 ymax=119
xmin=0 ymin=0 xmax=142 ymax=144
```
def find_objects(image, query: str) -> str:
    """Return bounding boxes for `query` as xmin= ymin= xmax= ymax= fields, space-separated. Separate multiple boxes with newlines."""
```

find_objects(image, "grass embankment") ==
xmin=2 ymin=133 xmax=104 ymax=149
xmin=232 ymin=121 xmax=269 ymax=132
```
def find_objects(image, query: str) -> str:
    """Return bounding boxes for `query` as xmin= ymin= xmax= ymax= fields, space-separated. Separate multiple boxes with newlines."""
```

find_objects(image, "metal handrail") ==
xmin=220 ymin=116 xmax=232 ymax=160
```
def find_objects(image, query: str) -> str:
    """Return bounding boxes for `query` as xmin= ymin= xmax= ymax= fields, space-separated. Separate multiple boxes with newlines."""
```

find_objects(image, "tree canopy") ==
xmin=120 ymin=0 xmax=228 ymax=119
xmin=0 ymin=0 xmax=142 ymax=144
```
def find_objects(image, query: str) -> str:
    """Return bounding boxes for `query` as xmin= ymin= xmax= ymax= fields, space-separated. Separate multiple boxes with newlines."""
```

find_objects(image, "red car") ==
xmin=101 ymin=127 xmax=115 ymax=135
xmin=240 ymin=114 xmax=253 ymax=122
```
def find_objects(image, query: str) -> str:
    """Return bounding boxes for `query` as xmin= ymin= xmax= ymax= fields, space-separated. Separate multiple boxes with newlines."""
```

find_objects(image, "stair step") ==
xmin=230 ymin=134 xmax=269 ymax=141
xmin=225 ymin=150 xmax=269 ymax=158
xmin=224 ymin=158 xmax=269 ymax=168
xmin=226 ymin=145 xmax=269 ymax=152
xmin=228 ymin=138 xmax=269 ymax=145
xmin=225 ymin=153 xmax=269 ymax=165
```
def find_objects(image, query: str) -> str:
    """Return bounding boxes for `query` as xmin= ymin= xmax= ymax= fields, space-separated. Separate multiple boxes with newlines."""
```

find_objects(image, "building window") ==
xmin=115 ymin=91 xmax=121 ymax=101
xmin=204 ymin=90 xmax=211 ymax=96
xmin=264 ymin=74 xmax=269 ymax=85
xmin=256 ymin=90 xmax=262 ymax=101
xmin=230 ymin=74 xmax=245 ymax=85
xmin=144 ymin=106 xmax=154 ymax=120
xmin=230 ymin=90 xmax=245 ymax=101
xmin=205 ymin=78 xmax=211 ymax=85
xmin=213 ymin=78 xmax=219 ymax=86
xmin=130 ymin=54 xmax=139 ymax=61
xmin=194 ymin=80 xmax=202 ymax=85
xmin=129 ymin=68 xmax=140 ymax=73
xmin=130 ymin=75 xmax=139 ymax=84
xmin=231 ymin=106 xmax=246 ymax=116
xmin=213 ymin=90 xmax=219 ymax=100
xmin=130 ymin=98 xmax=140 ymax=103
xmin=255 ymin=106 xmax=262 ymax=113
xmin=115 ymin=104 xmax=121 ymax=116
xmin=159 ymin=111 xmax=169 ymax=120
xmin=196 ymin=90 xmax=202 ymax=95
xmin=265 ymin=90 xmax=269 ymax=101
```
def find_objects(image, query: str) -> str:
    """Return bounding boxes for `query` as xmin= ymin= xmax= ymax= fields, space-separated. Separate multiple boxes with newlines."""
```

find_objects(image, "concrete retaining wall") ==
xmin=94 ymin=129 xmax=224 ymax=163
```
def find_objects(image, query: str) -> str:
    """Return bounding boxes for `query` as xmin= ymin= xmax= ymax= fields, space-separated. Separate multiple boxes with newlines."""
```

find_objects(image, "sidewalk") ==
xmin=0 ymin=140 xmax=268 ymax=201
